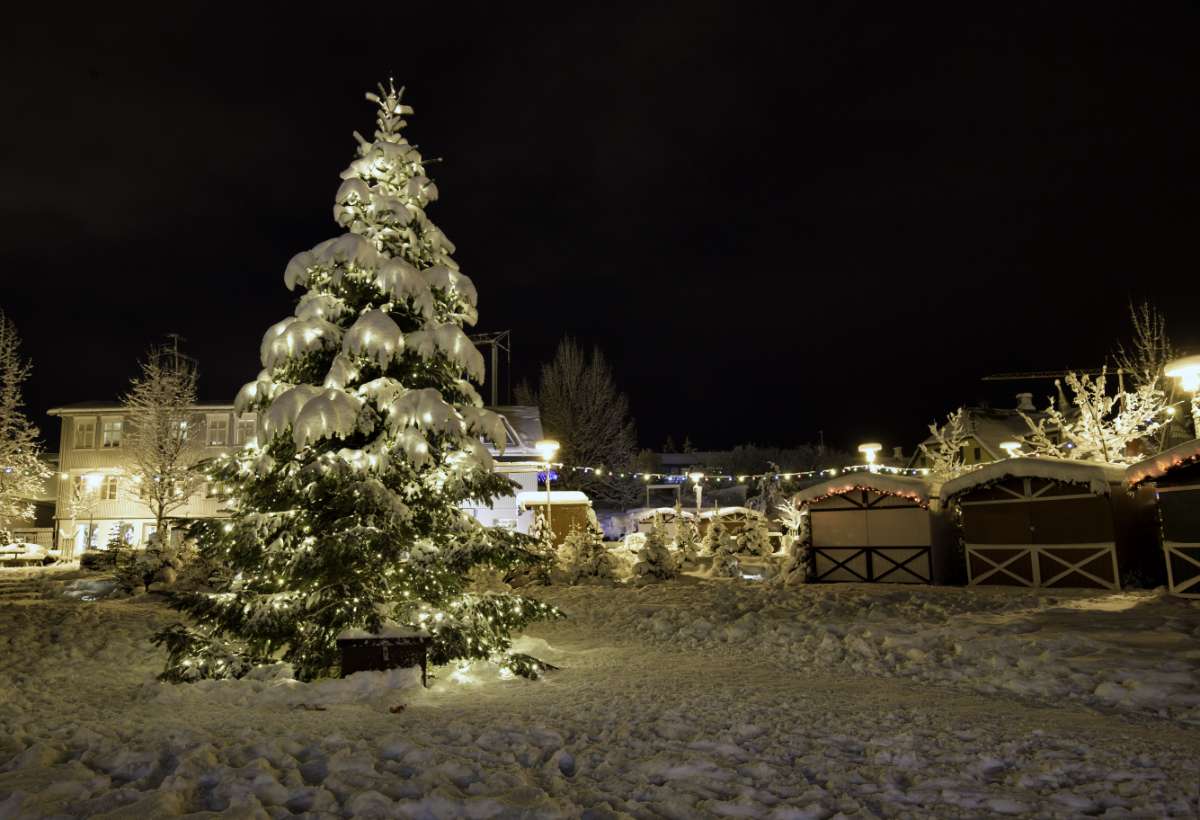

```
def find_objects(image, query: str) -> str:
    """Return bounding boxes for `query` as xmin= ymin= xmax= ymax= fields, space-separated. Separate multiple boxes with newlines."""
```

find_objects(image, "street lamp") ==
xmin=857 ymin=443 xmax=882 ymax=473
xmin=534 ymin=439 xmax=559 ymax=539
xmin=999 ymin=441 xmax=1021 ymax=458
xmin=1165 ymin=355 xmax=1200 ymax=434
xmin=688 ymin=471 xmax=704 ymax=515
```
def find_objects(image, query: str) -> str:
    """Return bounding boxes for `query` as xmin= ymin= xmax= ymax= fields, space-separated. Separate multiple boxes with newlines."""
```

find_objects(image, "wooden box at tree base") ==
xmin=337 ymin=636 xmax=432 ymax=686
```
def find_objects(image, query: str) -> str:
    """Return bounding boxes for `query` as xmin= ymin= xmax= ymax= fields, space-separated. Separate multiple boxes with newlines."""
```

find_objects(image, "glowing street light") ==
xmin=1165 ymin=354 xmax=1200 ymax=433
xmin=999 ymin=441 xmax=1021 ymax=458
xmin=534 ymin=439 xmax=559 ymax=538
xmin=857 ymin=443 xmax=882 ymax=472
xmin=688 ymin=471 xmax=705 ymax=514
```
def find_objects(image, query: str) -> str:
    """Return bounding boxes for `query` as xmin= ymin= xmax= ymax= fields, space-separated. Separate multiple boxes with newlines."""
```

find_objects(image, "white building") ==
xmin=46 ymin=401 xmax=551 ymax=555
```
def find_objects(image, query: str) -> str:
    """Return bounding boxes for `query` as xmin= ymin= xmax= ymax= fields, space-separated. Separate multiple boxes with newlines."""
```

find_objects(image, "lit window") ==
xmin=207 ymin=415 xmax=229 ymax=446
xmin=235 ymin=415 xmax=257 ymax=447
xmin=101 ymin=418 xmax=123 ymax=448
xmin=74 ymin=418 xmax=96 ymax=449
xmin=100 ymin=476 xmax=119 ymax=501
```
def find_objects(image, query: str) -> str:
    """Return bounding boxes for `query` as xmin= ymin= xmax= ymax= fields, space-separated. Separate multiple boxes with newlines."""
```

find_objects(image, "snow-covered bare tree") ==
xmin=917 ymin=407 xmax=970 ymax=482
xmin=1019 ymin=367 xmax=1168 ymax=464
xmin=121 ymin=344 xmax=206 ymax=541
xmin=1113 ymin=299 xmax=1176 ymax=391
xmin=516 ymin=338 xmax=637 ymax=505
xmin=0 ymin=311 xmax=50 ymax=545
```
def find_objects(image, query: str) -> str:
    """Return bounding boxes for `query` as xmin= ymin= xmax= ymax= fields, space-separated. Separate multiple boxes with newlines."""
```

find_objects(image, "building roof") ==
xmin=940 ymin=456 xmax=1126 ymax=499
xmin=1125 ymin=439 xmax=1200 ymax=487
xmin=795 ymin=473 xmax=935 ymax=506
xmin=48 ymin=400 xmax=236 ymax=415
xmin=516 ymin=491 xmax=591 ymax=507
xmin=489 ymin=405 xmax=544 ymax=458
xmin=911 ymin=406 xmax=1043 ymax=465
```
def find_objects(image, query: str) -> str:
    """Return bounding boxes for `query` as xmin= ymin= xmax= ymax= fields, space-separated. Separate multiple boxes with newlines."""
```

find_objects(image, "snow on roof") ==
xmin=794 ymin=473 xmax=935 ymax=506
xmin=48 ymin=400 xmax=236 ymax=415
xmin=337 ymin=621 xmax=429 ymax=641
xmin=698 ymin=506 xmax=763 ymax=519
xmin=911 ymin=407 xmax=1040 ymax=465
xmin=940 ymin=456 xmax=1126 ymax=499
xmin=515 ymin=491 xmax=591 ymax=508
xmin=634 ymin=507 xmax=696 ymax=521
xmin=1125 ymin=439 xmax=1200 ymax=487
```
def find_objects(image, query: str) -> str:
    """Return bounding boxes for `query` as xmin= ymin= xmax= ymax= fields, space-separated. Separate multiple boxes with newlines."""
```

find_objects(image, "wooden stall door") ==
xmin=810 ymin=491 xmax=931 ymax=583
xmin=962 ymin=478 xmax=1118 ymax=590
xmin=1159 ymin=486 xmax=1200 ymax=597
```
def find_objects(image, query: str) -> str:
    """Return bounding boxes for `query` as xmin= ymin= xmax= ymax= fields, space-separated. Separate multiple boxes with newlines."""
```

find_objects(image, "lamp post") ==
xmin=534 ymin=439 xmax=560 ymax=539
xmin=82 ymin=473 xmax=103 ymax=554
xmin=688 ymin=471 xmax=704 ymax=515
xmin=1165 ymin=355 xmax=1200 ymax=435
xmin=999 ymin=441 xmax=1021 ymax=459
xmin=857 ymin=443 xmax=882 ymax=473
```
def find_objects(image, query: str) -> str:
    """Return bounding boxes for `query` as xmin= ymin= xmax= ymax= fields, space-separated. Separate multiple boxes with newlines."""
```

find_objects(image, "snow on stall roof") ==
xmin=940 ymin=456 xmax=1126 ymax=499
xmin=1126 ymin=438 xmax=1200 ymax=487
xmin=515 ymin=491 xmax=591 ymax=508
xmin=634 ymin=507 xmax=696 ymax=522
xmin=698 ymin=506 xmax=762 ymax=519
xmin=794 ymin=473 xmax=935 ymax=506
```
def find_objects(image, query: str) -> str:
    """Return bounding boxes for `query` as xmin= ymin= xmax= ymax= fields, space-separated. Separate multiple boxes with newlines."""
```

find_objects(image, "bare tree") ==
xmin=1113 ymin=299 xmax=1176 ymax=391
xmin=122 ymin=344 xmax=205 ymax=540
xmin=918 ymin=407 xmax=971 ymax=482
xmin=519 ymin=338 xmax=637 ymax=505
xmin=0 ymin=311 xmax=51 ymax=544
xmin=1020 ymin=367 xmax=1168 ymax=464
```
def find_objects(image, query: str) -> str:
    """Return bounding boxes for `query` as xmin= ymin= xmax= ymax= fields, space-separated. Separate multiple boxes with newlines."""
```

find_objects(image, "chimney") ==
xmin=1016 ymin=392 xmax=1035 ymax=412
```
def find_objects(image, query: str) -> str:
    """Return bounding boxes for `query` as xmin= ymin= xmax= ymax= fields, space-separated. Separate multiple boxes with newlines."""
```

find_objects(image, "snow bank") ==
xmin=537 ymin=581 xmax=1200 ymax=724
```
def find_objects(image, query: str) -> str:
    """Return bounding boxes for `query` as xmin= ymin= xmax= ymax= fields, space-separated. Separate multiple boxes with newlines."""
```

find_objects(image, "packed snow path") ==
xmin=2 ymin=572 xmax=1200 ymax=817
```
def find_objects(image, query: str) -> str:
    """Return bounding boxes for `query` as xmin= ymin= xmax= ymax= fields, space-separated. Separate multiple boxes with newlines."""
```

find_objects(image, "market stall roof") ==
xmin=940 ymin=456 xmax=1125 ymax=499
xmin=1125 ymin=439 xmax=1200 ymax=488
xmin=794 ymin=473 xmax=935 ymax=506
xmin=515 ymin=491 xmax=591 ymax=508
xmin=633 ymin=507 xmax=696 ymax=521
xmin=697 ymin=506 xmax=763 ymax=519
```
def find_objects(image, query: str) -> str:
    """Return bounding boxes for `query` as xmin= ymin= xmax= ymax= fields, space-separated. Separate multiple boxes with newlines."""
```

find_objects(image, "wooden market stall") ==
xmin=795 ymin=472 xmax=947 ymax=584
xmin=941 ymin=457 xmax=1156 ymax=590
xmin=515 ymin=491 xmax=596 ymax=547
xmin=1127 ymin=440 xmax=1200 ymax=598
xmin=633 ymin=507 xmax=696 ymax=536
xmin=696 ymin=506 xmax=762 ymax=537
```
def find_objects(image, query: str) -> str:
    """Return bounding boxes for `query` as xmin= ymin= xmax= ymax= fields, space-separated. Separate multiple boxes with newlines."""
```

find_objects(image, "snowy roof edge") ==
xmin=1125 ymin=438 xmax=1200 ymax=487
xmin=794 ymin=473 xmax=935 ymax=505
xmin=940 ymin=456 xmax=1125 ymax=498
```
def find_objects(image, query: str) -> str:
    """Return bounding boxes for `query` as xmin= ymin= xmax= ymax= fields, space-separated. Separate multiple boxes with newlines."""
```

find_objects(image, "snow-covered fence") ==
xmin=942 ymin=457 xmax=1158 ymax=590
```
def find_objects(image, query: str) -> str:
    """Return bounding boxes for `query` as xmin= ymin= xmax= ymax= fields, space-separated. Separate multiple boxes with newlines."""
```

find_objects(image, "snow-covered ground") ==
xmin=2 ymin=566 xmax=1200 ymax=818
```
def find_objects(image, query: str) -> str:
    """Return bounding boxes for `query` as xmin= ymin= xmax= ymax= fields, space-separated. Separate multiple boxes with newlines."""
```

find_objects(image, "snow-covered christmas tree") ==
xmin=155 ymin=82 xmax=559 ymax=682
xmin=705 ymin=517 xmax=740 ymax=578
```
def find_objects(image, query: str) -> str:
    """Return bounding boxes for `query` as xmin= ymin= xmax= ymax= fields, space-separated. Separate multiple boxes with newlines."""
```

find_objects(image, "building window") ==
xmin=974 ymin=447 xmax=982 ymax=462
xmin=101 ymin=418 xmax=123 ymax=448
xmin=100 ymin=475 xmax=119 ymax=501
xmin=235 ymin=415 xmax=257 ymax=446
xmin=74 ymin=418 xmax=96 ymax=449
xmin=207 ymin=415 xmax=228 ymax=446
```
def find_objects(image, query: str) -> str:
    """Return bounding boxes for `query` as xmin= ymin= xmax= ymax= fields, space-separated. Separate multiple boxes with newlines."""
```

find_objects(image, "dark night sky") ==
xmin=3 ymin=4 xmax=1198 ymax=454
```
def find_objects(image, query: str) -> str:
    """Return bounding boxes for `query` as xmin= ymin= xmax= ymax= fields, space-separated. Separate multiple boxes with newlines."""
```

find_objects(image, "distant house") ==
xmin=47 ymin=401 xmax=253 ymax=554
xmin=460 ymin=405 xmax=550 ymax=534
xmin=909 ymin=394 xmax=1047 ymax=470
xmin=46 ymin=400 xmax=552 ymax=555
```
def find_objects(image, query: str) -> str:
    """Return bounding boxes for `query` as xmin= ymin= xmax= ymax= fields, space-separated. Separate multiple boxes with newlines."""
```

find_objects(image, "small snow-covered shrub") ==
xmin=705 ymin=518 xmax=740 ymax=578
xmin=673 ymin=509 xmax=700 ymax=566
xmin=558 ymin=523 xmax=616 ymax=584
xmin=736 ymin=517 xmax=773 ymax=556
xmin=633 ymin=520 xmax=677 ymax=581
